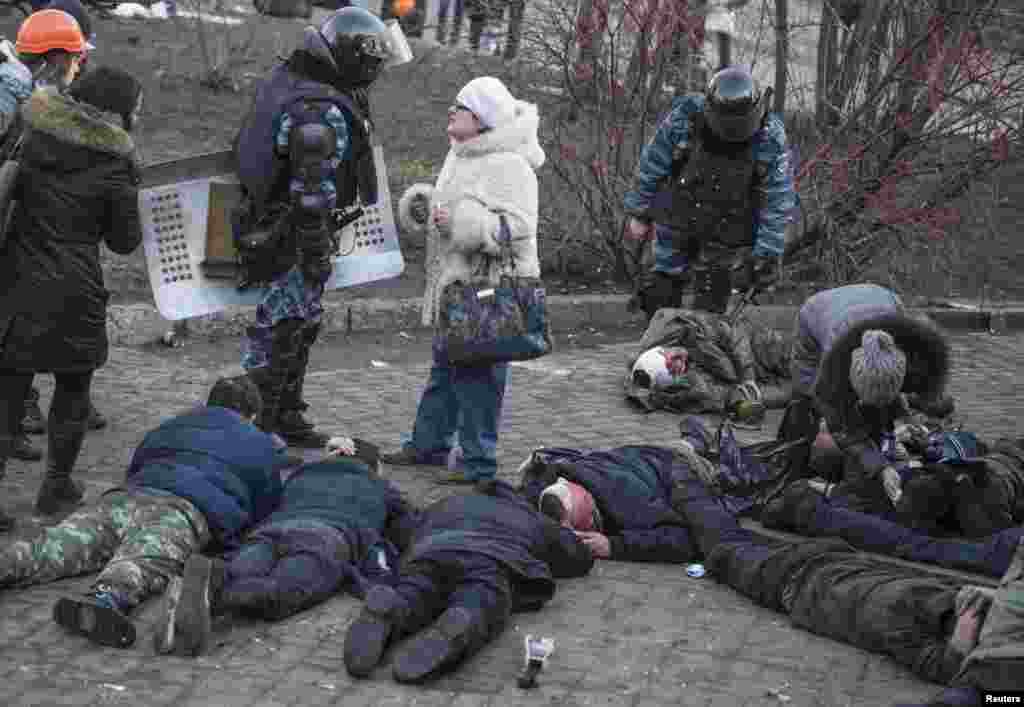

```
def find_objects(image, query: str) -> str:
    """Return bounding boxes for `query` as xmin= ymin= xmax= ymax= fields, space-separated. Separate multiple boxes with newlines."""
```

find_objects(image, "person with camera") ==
xmin=233 ymin=7 xmax=392 ymax=448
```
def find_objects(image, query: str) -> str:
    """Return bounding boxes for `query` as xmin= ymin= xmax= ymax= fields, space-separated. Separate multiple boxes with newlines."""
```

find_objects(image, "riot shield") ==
xmin=138 ymin=146 xmax=404 ymax=321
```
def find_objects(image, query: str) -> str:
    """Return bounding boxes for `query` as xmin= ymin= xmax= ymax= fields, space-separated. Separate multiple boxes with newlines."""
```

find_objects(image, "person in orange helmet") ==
xmin=0 ymin=7 xmax=97 ymax=466
xmin=0 ymin=19 xmax=143 ymax=531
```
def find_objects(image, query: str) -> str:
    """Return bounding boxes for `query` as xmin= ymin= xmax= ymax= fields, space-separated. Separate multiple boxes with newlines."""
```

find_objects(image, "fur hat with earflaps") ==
xmin=69 ymin=66 xmax=142 ymax=131
xmin=814 ymin=312 xmax=950 ymax=429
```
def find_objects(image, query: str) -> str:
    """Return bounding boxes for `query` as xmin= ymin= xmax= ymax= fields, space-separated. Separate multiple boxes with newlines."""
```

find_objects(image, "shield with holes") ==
xmin=139 ymin=146 xmax=404 ymax=321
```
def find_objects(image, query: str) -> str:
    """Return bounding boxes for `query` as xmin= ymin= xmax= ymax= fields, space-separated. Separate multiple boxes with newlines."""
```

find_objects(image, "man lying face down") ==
xmin=519 ymin=445 xmax=700 ymax=562
xmin=343 ymin=479 xmax=593 ymax=684
xmin=669 ymin=454 xmax=1020 ymax=689
xmin=0 ymin=375 xmax=291 ymax=649
xmin=157 ymin=437 xmax=421 ymax=657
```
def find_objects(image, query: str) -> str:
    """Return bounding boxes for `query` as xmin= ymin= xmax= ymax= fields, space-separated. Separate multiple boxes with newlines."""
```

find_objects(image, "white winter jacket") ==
xmin=398 ymin=100 xmax=546 ymax=326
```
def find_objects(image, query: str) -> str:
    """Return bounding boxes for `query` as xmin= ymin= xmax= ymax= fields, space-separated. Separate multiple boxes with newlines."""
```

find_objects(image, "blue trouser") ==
xmin=222 ymin=520 xmax=350 ymax=620
xmin=406 ymin=337 xmax=509 ymax=478
xmin=392 ymin=550 xmax=512 ymax=654
xmin=795 ymin=495 xmax=1022 ymax=579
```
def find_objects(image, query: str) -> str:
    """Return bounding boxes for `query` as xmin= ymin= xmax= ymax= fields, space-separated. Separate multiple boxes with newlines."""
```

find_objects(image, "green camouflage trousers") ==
xmin=0 ymin=491 xmax=210 ymax=607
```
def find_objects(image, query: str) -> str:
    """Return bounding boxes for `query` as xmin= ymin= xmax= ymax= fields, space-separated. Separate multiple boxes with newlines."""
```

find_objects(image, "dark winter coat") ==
xmin=781 ymin=543 xmax=967 ymax=685
xmin=0 ymin=87 xmax=141 ymax=373
xmin=792 ymin=284 xmax=950 ymax=429
xmin=125 ymin=406 xmax=288 ymax=546
xmin=261 ymin=457 xmax=419 ymax=561
xmin=971 ymin=440 xmax=1024 ymax=536
xmin=405 ymin=481 xmax=594 ymax=612
xmin=519 ymin=445 xmax=698 ymax=563
xmin=790 ymin=284 xmax=950 ymax=511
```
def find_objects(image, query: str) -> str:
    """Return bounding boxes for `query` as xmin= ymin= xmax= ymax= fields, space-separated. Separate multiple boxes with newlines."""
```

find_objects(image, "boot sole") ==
xmin=393 ymin=607 xmax=473 ymax=684
xmin=177 ymin=556 xmax=214 ymax=657
xmin=344 ymin=586 xmax=402 ymax=678
xmin=53 ymin=597 xmax=136 ymax=648
xmin=153 ymin=576 xmax=183 ymax=655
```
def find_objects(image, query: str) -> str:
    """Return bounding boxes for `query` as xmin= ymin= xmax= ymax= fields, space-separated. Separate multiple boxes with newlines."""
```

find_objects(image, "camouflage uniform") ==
xmin=625 ymin=307 xmax=792 ymax=414
xmin=0 ymin=490 xmax=209 ymax=606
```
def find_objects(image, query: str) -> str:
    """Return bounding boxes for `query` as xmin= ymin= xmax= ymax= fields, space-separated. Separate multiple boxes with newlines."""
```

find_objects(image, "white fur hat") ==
xmin=455 ymin=76 xmax=516 ymax=129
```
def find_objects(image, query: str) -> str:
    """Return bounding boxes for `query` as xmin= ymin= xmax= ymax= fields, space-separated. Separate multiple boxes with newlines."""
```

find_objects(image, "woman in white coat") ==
xmin=381 ymin=76 xmax=545 ymax=483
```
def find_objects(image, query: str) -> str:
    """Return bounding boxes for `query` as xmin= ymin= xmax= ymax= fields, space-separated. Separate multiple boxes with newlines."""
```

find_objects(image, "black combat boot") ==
xmin=35 ymin=412 xmax=88 ymax=516
xmin=344 ymin=585 xmax=410 ymax=678
xmin=53 ymin=584 xmax=136 ymax=648
xmin=246 ymin=319 xmax=304 ymax=440
xmin=277 ymin=322 xmax=330 ymax=448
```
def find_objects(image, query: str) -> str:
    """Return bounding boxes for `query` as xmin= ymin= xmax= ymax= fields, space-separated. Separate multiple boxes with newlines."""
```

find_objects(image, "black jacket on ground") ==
xmin=0 ymin=87 xmax=141 ymax=373
xmin=520 ymin=446 xmax=698 ymax=563
xmin=405 ymin=480 xmax=594 ymax=612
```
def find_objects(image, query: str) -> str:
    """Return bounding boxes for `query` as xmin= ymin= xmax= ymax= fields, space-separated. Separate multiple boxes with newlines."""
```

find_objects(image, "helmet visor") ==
xmin=381 ymin=19 xmax=413 ymax=67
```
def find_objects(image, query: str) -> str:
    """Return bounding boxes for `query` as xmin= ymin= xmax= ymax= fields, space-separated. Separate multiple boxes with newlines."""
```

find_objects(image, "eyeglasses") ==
xmin=448 ymin=103 xmax=475 ymax=117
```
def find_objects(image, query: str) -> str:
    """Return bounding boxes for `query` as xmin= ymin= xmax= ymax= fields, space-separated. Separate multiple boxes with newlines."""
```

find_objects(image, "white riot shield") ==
xmin=139 ymin=146 xmax=404 ymax=321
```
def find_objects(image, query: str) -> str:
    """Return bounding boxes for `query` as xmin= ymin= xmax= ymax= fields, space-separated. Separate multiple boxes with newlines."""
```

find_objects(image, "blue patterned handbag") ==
xmin=438 ymin=214 xmax=553 ymax=366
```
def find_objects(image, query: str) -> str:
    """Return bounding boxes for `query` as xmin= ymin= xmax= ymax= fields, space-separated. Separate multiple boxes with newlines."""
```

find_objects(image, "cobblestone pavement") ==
xmin=1 ymin=329 xmax=1022 ymax=707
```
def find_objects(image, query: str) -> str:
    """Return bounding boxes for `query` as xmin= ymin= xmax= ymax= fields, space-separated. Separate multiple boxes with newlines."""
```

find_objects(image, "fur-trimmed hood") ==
xmin=22 ymin=87 xmax=135 ymax=159
xmin=450 ymin=99 xmax=546 ymax=169
xmin=814 ymin=311 xmax=950 ymax=427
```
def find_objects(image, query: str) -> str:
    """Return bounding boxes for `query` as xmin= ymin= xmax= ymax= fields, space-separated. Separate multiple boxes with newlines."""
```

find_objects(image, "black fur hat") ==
xmin=69 ymin=66 xmax=142 ymax=131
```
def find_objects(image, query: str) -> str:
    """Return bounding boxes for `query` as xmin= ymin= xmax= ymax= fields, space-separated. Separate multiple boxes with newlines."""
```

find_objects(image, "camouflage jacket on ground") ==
xmin=624 ymin=307 xmax=792 ymax=413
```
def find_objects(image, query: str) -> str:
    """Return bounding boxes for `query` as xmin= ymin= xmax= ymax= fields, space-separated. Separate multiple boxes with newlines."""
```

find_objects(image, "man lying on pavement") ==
xmin=625 ymin=306 xmax=793 ymax=426
xmin=670 ymin=459 xmax=999 ymax=686
xmin=898 ymin=539 xmax=1024 ymax=707
xmin=343 ymin=479 xmax=593 ymax=684
xmin=758 ymin=478 xmax=1022 ymax=580
xmin=158 ymin=437 xmax=421 ymax=657
xmin=0 ymin=376 xmax=291 ymax=648
xmin=518 ymin=444 xmax=699 ymax=563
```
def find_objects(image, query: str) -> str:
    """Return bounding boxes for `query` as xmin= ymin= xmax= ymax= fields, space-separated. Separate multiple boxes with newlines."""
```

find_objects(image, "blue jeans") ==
xmin=407 ymin=338 xmax=509 ymax=479
xmin=799 ymin=495 xmax=1022 ymax=579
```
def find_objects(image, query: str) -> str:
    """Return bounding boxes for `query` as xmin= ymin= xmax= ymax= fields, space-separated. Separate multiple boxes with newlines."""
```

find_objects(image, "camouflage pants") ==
xmin=0 ymin=491 xmax=210 ymax=607
xmin=242 ymin=266 xmax=325 ymax=371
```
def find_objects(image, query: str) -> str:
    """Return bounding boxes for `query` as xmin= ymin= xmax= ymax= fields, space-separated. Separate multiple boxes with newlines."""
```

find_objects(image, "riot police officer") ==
xmin=624 ymin=66 xmax=795 ymax=320
xmin=232 ymin=7 xmax=390 ymax=447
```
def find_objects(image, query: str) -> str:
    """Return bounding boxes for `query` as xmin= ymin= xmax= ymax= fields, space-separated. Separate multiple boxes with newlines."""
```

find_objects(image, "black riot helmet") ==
xmin=318 ymin=7 xmax=391 ymax=89
xmin=704 ymin=66 xmax=764 ymax=142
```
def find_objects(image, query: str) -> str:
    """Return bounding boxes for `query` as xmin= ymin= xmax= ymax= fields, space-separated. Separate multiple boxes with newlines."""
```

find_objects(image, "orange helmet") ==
xmin=15 ymin=9 xmax=87 ymax=55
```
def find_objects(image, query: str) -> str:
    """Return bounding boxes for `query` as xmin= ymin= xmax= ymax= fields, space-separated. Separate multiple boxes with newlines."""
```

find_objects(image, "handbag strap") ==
xmin=494 ymin=212 xmax=518 ymax=277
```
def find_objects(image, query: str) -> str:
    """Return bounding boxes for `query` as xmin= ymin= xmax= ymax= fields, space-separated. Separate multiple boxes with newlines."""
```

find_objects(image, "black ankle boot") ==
xmin=54 ymin=585 xmax=136 ymax=648
xmin=35 ymin=416 xmax=88 ymax=516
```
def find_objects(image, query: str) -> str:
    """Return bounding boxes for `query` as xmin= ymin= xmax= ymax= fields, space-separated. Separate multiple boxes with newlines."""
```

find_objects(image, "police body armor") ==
xmin=233 ymin=62 xmax=378 ymax=287
xmin=648 ymin=111 xmax=763 ymax=250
